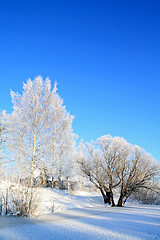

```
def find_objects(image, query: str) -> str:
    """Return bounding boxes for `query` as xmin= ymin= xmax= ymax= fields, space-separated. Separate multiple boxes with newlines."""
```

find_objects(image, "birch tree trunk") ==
xmin=52 ymin=127 xmax=57 ymax=188
xmin=30 ymin=132 xmax=37 ymax=188
xmin=18 ymin=135 xmax=22 ymax=184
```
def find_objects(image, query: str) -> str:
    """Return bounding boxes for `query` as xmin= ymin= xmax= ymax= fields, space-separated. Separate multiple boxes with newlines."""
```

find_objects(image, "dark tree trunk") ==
xmin=105 ymin=191 xmax=111 ymax=204
xmin=5 ymin=189 xmax=8 ymax=215
xmin=51 ymin=176 xmax=54 ymax=188
xmin=100 ymin=189 xmax=111 ymax=204
xmin=110 ymin=191 xmax=115 ymax=207
xmin=117 ymin=194 xmax=123 ymax=207
xmin=100 ymin=188 xmax=111 ymax=204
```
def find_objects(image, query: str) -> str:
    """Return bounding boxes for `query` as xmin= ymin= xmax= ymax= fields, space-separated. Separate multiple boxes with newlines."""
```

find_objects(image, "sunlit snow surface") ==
xmin=0 ymin=189 xmax=159 ymax=240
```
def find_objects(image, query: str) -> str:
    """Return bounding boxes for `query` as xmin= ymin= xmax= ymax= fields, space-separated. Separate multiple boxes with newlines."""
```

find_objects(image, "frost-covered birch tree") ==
xmin=0 ymin=111 xmax=7 ymax=179
xmin=0 ymin=114 xmax=4 ymax=162
xmin=49 ymin=89 xmax=75 ymax=187
xmin=10 ymin=77 xmax=57 ymax=187
xmin=58 ymin=123 xmax=77 ymax=183
xmin=0 ymin=115 xmax=4 ymax=180
xmin=9 ymin=76 xmax=75 ymax=188
xmin=5 ymin=105 xmax=28 ymax=183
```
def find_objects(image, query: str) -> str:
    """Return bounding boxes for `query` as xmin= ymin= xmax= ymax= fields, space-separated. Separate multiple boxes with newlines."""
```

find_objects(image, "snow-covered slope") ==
xmin=38 ymin=188 xmax=103 ymax=214
xmin=0 ymin=188 xmax=159 ymax=240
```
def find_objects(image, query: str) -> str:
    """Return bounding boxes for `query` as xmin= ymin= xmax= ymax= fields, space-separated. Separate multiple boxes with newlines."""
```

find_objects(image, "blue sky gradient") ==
xmin=0 ymin=0 xmax=160 ymax=161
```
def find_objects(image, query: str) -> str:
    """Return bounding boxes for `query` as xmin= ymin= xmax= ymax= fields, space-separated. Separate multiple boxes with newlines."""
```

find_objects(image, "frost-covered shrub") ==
xmin=10 ymin=186 xmax=40 ymax=217
xmin=0 ymin=181 xmax=11 ymax=216
xmin=131 ymin=186 xmax=160 ymax=205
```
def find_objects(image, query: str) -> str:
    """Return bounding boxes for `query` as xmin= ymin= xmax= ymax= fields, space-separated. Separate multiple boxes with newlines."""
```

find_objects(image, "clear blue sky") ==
xmin=0 ymin=0 xmax=160 ymax=161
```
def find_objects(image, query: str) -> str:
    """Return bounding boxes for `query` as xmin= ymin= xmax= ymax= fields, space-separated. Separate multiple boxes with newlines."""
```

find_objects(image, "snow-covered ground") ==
xmin=0 ymin=188 xmax=160 ymax=240
xmin=39 ymin=188 xmax=104 ymax=214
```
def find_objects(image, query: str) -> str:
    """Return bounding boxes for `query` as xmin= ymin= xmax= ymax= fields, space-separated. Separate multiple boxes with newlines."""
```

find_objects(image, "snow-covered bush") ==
xmin=131 ymin=185 xmax=160 ymax=205
xmin=9 ymin=185 xmax=40 ymax=217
